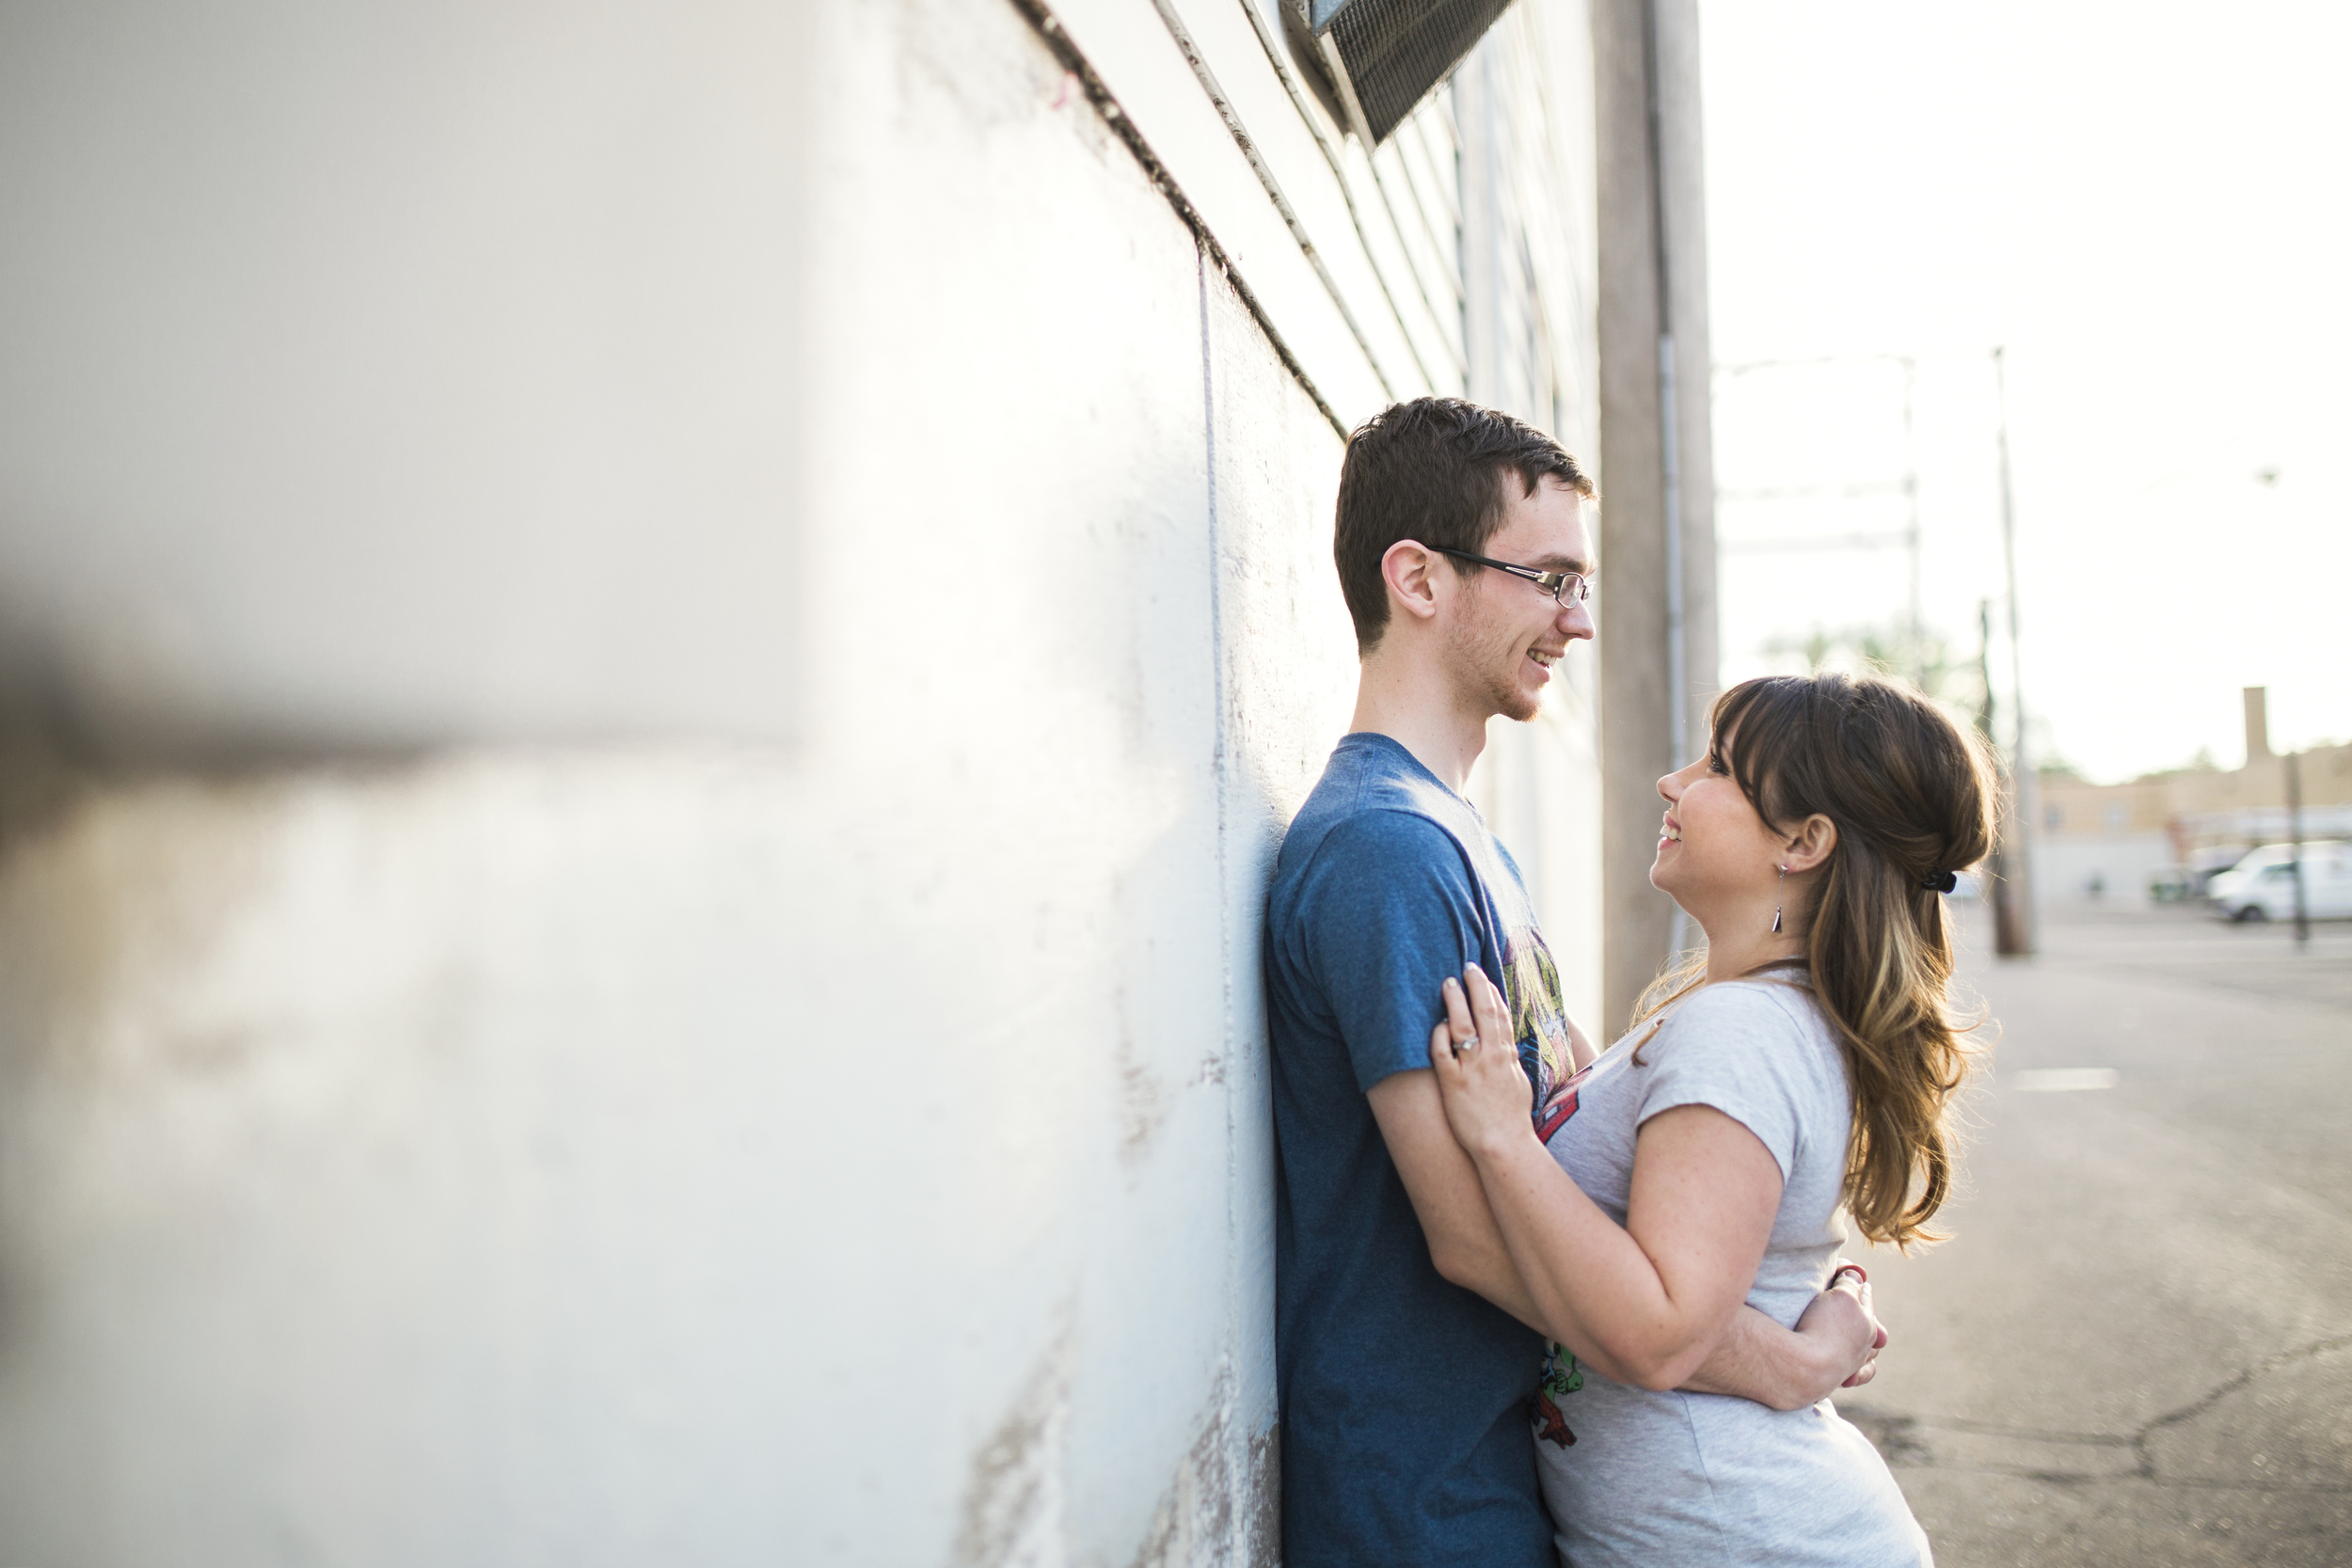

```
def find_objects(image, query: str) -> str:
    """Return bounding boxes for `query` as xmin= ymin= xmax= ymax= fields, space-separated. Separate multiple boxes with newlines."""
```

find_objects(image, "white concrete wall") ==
xmin=0 ymin=0 xmax=1608 ymax=1561
xmin=2031 ymin=832 xmax=2182 ymax=906
xmin=0 ymin=0 xmax=813 ymax=756
xmin=1456 ymin=2 xmax=1606 ymax=1021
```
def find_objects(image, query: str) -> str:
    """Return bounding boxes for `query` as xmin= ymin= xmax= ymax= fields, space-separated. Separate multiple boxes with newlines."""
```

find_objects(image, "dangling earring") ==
xmin=1771 ymin=864 xmax=1787 ymax=934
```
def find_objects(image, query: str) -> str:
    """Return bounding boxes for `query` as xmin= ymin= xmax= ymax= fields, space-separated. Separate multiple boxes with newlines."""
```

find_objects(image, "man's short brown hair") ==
xmin=1334 ymin=397 xmax=1594 ymax=655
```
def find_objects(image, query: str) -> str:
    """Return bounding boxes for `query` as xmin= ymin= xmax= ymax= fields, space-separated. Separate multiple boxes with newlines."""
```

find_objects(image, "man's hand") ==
xmin=1802 ymin=1263 xmax=1888 ymax=1389
xmin=1681 ymin=1261 xmax=1887 ymax=1410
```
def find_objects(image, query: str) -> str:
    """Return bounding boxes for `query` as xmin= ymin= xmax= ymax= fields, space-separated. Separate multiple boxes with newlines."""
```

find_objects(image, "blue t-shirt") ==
xmin=1265 ymin=733 xmax=1575 ymax=1568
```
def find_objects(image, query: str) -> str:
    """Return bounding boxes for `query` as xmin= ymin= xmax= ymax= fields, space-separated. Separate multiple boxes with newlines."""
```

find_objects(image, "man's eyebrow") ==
xmin=1528 ymin=554 xmax=1594 ymax=576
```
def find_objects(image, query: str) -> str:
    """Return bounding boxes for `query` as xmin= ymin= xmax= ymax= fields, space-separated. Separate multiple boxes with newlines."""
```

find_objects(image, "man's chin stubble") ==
xmin=1490 ymin=673 xmax=1541 ymax=723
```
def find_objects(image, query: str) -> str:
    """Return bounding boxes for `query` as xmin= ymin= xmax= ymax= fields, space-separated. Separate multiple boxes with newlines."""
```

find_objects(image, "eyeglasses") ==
xmin=1431 ymin=546 xmax=1593 ymax=607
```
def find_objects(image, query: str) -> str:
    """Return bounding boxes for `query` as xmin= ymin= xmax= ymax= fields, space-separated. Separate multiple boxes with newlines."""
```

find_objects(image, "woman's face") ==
xmin=1650 ymin=731 xmax=1788 ymax=912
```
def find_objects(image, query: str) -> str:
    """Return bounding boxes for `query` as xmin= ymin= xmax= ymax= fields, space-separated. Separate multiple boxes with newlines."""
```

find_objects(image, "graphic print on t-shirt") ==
xmin=1534 ymin=1059 xmax=1590 ymax=1143
xmin=1502 ymin=927 xmax=1574 ymax=1106
xmin=1532 ymin=1059 xmax=1591 ymax=1448
xmin=1535 ymin=1342 xmax=1585 ymax=1448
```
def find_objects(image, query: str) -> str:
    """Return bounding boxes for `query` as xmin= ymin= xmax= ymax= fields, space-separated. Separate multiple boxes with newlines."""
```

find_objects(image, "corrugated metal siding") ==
xmin=1050 ymin=0 xmax=1604 ymax=426
xmin=1043 ymin=0 xmax=1607 ymax=1021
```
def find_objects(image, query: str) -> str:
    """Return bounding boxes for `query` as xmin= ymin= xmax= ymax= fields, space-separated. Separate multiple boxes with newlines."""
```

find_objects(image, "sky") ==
xmin=1697 ymin=0 xmax=2352 ymax=783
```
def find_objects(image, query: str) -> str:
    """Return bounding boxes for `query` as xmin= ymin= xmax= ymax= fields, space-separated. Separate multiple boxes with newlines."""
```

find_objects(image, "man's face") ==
xmin=1441 ymin=476 xmax=1597 ymax=722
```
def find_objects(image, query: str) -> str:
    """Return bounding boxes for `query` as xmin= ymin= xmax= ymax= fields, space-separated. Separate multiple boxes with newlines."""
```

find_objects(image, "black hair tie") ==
xmin=1925 ymin=869 xmax=1958 ymax=894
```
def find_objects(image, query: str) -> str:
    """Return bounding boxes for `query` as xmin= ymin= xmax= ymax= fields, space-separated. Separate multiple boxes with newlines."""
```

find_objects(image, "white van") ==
xmin=2207 ymin=843 xmax=2352 ymax=922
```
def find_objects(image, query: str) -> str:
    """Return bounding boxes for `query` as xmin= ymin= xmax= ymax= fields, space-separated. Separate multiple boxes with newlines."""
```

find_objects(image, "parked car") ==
xmin=2206 ymin=844 xmax=2352 ymax=922
xmin=2185 ymin=843 xmax=2262 ymax=898
xmin=2201 ymin=841 xmax=2340 ymax=903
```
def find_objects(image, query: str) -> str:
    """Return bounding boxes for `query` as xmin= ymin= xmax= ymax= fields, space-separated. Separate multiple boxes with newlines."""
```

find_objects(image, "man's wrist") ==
xmin=1793 ymin=1294 xmax=1868 ymax=1384
xmin=1798 ymin=1320 xmax=1846 ymax=1383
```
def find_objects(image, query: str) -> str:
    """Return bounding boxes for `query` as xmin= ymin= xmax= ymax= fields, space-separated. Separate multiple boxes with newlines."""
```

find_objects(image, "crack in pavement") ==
xmin=1842 ymin=1330 xmax=2352 ymax=1492
xmin=1867 ymin=1460 xmax=2352 ymax=1496
xmin=2137 ymin=1329 xmax=2352 ymax=1457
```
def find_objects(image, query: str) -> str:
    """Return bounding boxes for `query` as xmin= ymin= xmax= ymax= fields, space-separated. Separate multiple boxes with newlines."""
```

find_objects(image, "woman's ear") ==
xmin=1783 ymin=813 xmax=1838 ymax=875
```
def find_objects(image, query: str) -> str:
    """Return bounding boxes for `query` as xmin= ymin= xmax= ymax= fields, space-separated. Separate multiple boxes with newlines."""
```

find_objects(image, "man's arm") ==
xmin=1679 ymin=1274 xmax=1884 ymax=1411
xmin=1367 ymin=1067 xmax=1549 ymax=1330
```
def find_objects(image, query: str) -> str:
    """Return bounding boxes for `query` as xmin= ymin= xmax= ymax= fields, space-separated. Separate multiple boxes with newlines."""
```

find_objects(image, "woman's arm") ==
xmin=1429 ymin=967 xmax=1786 ymax=1392
xmin=1412 ymin=970 xmax=1880 ymax=1400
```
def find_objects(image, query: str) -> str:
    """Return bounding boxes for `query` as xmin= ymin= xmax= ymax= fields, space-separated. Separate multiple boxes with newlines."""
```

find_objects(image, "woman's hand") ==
xmin=1426 ymin=964 xmax=1537 ymax=1163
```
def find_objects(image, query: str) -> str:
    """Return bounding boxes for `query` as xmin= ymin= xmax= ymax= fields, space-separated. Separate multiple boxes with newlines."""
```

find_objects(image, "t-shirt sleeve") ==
xmin=1296 ymin=812 xmax=1488 ymax=1094
xmin=1636 ymin=984 xmax=1822 ymax=1183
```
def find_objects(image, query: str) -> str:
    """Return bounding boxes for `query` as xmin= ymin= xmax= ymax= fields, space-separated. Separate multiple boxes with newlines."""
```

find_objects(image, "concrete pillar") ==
xmin=1592 ymin=0 xmax=1719 ymax=1033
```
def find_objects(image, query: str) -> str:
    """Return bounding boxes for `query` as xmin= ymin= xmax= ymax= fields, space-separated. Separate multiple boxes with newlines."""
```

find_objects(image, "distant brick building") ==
xmin=2036 ymin=688 xmax=2352 ymax=900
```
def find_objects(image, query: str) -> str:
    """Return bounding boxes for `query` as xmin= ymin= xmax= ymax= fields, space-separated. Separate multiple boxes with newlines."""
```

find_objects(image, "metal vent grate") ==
xmin=1310 ymin=0 xmax=1517 ymax=145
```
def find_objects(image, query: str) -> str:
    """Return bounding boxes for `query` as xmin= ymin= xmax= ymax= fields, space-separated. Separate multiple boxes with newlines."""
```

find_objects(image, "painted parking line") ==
xmin=2014 ymin=1068 xmax=2121 ymax=1092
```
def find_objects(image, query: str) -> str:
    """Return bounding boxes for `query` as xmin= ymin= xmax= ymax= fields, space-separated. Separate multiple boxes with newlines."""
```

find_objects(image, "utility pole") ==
xmin=2287 ymin=747 xmax=2310 ymax=946
xmin=1901 ymin=356 xmax=1923 ymax=687
xmin=1976 ymin=597 xmax=2018 ymax=938
xmin=1976 ymin=599 xmax=1996 ymax=749
xmin=1991 ymin=346 xmax=2036 ymax=956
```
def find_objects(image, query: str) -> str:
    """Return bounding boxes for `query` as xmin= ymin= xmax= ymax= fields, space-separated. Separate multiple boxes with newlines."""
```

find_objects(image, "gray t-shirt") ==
xmin=1532 ymin=978 xmax=1931 ymax=1567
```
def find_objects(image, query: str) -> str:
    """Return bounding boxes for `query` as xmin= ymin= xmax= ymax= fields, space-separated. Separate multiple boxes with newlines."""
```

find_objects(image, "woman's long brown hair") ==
xmin=1632 ymin=673 xmax=1997 ymax=1248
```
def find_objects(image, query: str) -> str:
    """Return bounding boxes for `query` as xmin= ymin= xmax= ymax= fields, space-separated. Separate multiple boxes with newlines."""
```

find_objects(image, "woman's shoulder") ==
xmin=1622 ymin=977 xmax=1845 ymax=1175
xmin=1646 ymin=979 xmax=1842 ymax=1087
xmin=1659 ymin=976 xmax=1825 ymax=1042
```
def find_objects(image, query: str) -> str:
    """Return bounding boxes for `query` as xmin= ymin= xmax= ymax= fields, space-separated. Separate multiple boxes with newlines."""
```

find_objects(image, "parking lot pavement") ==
xmin=2031 ymin=899 xmax=2352 ymax=1015
xmin=1835 ymin=900 xmax=2352 ymax=1567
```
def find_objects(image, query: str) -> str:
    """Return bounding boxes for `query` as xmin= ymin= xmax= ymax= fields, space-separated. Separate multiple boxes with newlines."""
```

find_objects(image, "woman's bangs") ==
xmin=1712 ymin=676 xmax=1810 ymax=832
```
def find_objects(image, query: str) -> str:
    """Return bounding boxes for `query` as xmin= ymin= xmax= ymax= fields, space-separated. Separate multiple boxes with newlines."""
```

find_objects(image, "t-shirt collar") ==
xmin=1339 ymin=731 xmax=1478 ymax=812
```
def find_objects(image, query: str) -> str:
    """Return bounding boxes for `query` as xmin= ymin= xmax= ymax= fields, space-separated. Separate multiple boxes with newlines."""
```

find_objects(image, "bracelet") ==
xmin=1829 ymin=1263 xmax=1867 ymax=1288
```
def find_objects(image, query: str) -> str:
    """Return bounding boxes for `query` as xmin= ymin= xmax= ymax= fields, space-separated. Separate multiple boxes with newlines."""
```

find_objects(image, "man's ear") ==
xmin=1382 ymin=540 xmax=1446 ymax=626
xmin=1783 ymin=814 xmax=1838 ymax=875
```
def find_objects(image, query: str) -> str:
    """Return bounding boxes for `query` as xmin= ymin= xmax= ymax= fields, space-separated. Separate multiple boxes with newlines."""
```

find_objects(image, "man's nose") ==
xmin=1557 ymin=599 xmax=1596 ymax=641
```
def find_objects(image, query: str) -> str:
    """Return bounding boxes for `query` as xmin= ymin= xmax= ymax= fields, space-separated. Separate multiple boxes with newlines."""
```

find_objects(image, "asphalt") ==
xmin=1836 ymin=898 xmax=2352 ymax=1566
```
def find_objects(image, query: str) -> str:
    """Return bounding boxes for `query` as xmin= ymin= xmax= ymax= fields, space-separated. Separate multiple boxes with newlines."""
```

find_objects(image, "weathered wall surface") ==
xmin=0 ymin=0 xmax=814 ymax=756
xmin=0 ymin=0 xmax=1609 ymax=1561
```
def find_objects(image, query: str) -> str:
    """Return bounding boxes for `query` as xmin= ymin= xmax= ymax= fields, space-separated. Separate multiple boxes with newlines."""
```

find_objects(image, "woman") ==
xmin=1430 ymin=672 xmax=1992 ymax=1566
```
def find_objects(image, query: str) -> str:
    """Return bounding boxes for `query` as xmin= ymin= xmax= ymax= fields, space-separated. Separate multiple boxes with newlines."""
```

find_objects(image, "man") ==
xmin=1265 ymin=399 xmax=1879 ymax=1565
